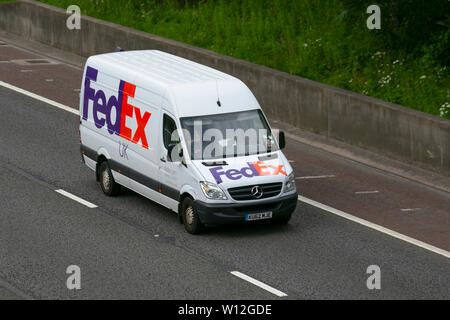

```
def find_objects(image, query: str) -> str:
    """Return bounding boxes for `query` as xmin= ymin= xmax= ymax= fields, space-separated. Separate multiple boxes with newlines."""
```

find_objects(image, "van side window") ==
xmin=163 ymin=114 xmax=178 ymax=149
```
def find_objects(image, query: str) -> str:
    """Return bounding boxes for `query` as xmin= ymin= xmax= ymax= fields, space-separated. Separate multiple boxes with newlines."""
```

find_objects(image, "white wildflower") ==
xmin=440 ymin=102 xmax=450 ymax=117
xmin=378 ymin=75 xmax=392 ymax=86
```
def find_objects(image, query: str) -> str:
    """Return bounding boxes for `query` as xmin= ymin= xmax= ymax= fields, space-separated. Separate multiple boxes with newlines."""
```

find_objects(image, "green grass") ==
xmin=38 ymin=0 xmax=450 ymax=119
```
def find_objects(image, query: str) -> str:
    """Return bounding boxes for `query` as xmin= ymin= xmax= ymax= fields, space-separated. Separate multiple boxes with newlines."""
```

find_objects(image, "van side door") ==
xmin=125 ymin=87 xmax=163 ymax=205
xmin=158 ymin=112 xmax=182 ymax=212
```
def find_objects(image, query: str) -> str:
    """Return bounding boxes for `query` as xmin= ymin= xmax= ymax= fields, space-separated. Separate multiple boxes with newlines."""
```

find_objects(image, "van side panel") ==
xmin=80 ymin=60 xmax=181 ymax=211
xmin=125 ymin=87 xmax=167 ymax=208
xmin=80 ymin=62 xmax=136 ymax=188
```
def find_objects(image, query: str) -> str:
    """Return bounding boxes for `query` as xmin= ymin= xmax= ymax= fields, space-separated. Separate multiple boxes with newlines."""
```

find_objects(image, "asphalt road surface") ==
xmin=0 ymin=37 xmax=449 ymax=299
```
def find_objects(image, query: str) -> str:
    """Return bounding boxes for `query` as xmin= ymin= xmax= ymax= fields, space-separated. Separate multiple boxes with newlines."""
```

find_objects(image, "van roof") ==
xmin=88 ymin=50 xmax=235 ymax=86
xmin=86 ymin=50 xmax=260 ymax=117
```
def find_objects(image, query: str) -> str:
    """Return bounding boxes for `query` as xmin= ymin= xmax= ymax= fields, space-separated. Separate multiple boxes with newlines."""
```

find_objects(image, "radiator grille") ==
xmin=228 ymin=182 xmax=283 ymax=201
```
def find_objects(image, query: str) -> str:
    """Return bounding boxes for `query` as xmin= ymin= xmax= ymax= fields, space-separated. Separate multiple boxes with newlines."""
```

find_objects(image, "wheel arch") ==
xmin=95 ymin=148 xmax=111 ymax=182
xmin=178 ymin=191 xmax=195 ymax=223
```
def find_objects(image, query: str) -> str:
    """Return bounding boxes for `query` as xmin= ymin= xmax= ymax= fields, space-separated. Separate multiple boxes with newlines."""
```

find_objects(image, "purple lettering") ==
xmin=93 ymin=90 xmax=106 ymax=129
xmin=209 ymin=166 xmax=226 ymax=184
xmin=241 ymin=163 xmax=259 ymax=178
xmin=106 ymin=80 xmax=124 ymax=135
xmin=83 ymin=66 xmax=98 ymax=121
xmin=226 ymin=169 xmax=242 ymax=180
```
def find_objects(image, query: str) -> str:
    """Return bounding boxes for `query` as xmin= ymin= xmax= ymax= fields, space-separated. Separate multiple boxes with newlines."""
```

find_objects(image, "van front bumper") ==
xmin=194 ymin=193 xmax=298 ymax=227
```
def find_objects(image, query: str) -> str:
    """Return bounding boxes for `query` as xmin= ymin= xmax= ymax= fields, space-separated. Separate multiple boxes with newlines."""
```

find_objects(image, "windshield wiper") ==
xmin=202 ymin=161 xmax=228 ymax=166
xmin=258 ymin=153 xmax=278 ymax=161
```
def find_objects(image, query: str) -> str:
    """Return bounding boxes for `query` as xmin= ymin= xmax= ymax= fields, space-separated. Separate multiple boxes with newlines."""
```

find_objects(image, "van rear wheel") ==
xmin=99 ymin=161 xmax=121 ymax=196
xmin=181 ymin=197 xmax=204 ymax=234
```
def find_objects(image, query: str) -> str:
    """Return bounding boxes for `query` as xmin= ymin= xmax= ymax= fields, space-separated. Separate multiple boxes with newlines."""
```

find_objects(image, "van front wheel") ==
xmin=181 ymin=197 xmax=204 ymax=234
xmin=99 ymin=161 xmax=121 ymax=196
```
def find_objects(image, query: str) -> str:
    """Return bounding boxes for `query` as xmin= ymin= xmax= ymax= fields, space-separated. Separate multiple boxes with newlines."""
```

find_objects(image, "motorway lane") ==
xmin=0 ymin=38 xmax=448 ymax=252
xmin=283 ymin=141 xmax=450 ymax=250
xmin=0 ymin=43 xmax=80 ymax=107
xmin=0 ymin=87 xmax=449 ymax=299
xmin=0 ymin=164 xmax=274 ymax=299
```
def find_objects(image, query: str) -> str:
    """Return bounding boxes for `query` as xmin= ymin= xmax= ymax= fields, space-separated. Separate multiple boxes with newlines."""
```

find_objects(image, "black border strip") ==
xmin=80 ymin=144 xmax=180 ymax=201
xmin=80 ymin=144 xmax=97 ymax=162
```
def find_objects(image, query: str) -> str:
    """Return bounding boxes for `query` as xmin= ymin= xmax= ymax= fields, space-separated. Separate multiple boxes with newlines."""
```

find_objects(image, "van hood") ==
xmin=191 ymin=152 xmax=291 ymax=190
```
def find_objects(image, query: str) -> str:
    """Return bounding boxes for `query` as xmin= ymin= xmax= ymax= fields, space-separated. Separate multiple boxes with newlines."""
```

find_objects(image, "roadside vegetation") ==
xmin=38 ymin=0 xmax=450 ymax=119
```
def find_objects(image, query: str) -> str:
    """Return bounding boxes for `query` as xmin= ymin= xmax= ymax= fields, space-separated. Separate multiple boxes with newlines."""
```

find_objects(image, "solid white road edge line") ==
xmin=0 ymin=80 xmax=79 ymax=115
xmin=298 ymin=195 xmax=450 ymax=259
xmin=2 ymin=80 xmax=448 ymax=259
xmin=230 ymin=271 xmax=288 ymax=297
xmin=55 ymin=189 xmax=98 ymax=209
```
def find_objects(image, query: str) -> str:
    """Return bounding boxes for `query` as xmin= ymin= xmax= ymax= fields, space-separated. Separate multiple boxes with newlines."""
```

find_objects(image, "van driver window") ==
xmin=163 ymin=114 xmax=178 ymax=149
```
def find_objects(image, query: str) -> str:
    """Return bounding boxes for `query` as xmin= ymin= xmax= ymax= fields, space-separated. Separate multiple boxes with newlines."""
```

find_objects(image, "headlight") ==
xmin=284 ymin=172 xmax=296 ymax=193
xmin=200 ymin=181 xmax=228 ymax=200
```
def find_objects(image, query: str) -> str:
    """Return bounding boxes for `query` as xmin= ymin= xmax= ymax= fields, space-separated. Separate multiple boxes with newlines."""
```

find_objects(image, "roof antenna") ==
xmin=216 ymin=80 xmax=221 ymax=107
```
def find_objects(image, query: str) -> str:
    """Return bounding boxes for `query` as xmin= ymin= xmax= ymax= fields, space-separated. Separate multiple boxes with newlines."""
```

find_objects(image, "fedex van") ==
xmin=79 ymin=50 xmax=297 ymax=234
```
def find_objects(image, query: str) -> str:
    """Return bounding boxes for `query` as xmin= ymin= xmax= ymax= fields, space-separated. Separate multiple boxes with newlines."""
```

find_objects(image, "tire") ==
xmin=99 ymin=161 xmax=121 ymax=196
xmin=181 ymin=197 xmax=204 ymax=234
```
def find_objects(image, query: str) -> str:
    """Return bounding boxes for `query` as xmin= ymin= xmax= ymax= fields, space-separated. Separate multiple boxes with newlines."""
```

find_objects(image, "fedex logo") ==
xmin=83 ymin=66 xmax=151 ymax=149
xmin=209 ymin=161 xmax=287 ymax=184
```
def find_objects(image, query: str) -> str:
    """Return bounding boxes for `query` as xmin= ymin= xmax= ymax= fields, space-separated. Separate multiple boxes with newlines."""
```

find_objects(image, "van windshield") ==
xmin=180 ymin=109 xmax=278 ymax=160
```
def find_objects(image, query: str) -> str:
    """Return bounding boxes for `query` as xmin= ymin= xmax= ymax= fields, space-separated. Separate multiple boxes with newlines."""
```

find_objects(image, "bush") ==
xmin=342 ymin=1 xmax=450 ymax=57
xmin=38 ymin=0 xmax=450 ymax=119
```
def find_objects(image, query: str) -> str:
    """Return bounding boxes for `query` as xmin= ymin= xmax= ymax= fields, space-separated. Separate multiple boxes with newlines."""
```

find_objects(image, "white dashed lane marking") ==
xmin=55 ymin=189 xmax=97 ymax=209
xmin=230 ymin=271 xmax=288 ymax=297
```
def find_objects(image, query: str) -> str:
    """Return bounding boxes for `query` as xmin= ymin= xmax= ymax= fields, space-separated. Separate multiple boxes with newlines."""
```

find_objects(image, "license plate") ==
xmin=245 ymin=212 xmax=273 ymax=221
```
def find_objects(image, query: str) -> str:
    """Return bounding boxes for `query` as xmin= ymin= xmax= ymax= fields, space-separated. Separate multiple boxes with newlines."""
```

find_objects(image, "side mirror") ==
xmin=278 ymin=131 xmax=286 ymax=149
xmin=167 ymin=143 xmax=183 ymax=162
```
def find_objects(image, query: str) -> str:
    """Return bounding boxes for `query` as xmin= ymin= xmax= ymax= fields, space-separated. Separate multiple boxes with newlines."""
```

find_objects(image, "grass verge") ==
xmin=37 ymin=0 xmax=450 ymax=119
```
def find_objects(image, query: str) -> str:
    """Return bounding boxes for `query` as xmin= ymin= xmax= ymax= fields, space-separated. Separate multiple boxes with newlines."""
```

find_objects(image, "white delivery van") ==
xmin=79 ymin=50 xmax=297 ymax=234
